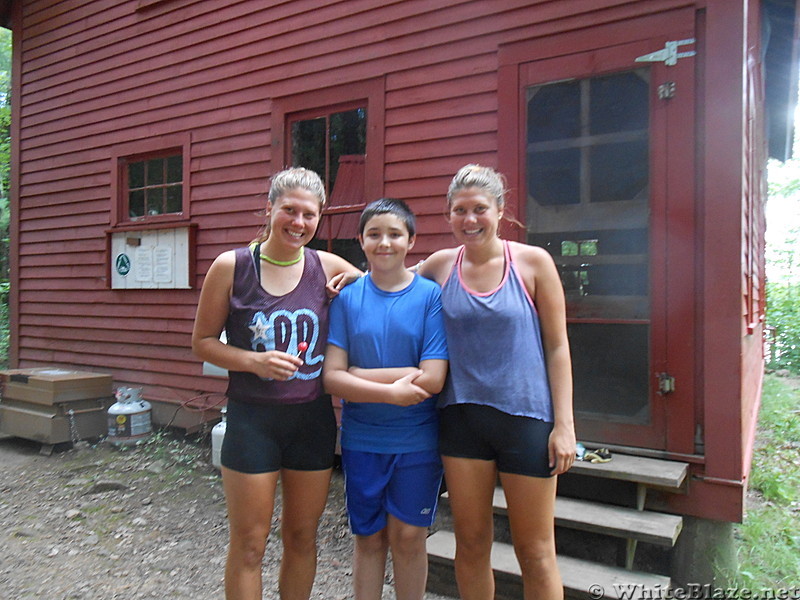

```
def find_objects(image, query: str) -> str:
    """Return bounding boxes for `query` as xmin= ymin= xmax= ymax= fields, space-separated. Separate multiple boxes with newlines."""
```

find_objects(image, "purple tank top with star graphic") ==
xmin=225 ymin=245 xmax=329 ymax=405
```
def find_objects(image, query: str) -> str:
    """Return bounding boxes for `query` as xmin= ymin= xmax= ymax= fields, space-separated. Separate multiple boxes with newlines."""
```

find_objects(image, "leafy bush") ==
xmin=766 ymin=280 xmax=800 ymax=373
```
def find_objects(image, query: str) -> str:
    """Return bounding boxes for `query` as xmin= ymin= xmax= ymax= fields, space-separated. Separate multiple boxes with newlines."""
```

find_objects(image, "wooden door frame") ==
xmin=497 ymin=7 xmax=697 ymax=453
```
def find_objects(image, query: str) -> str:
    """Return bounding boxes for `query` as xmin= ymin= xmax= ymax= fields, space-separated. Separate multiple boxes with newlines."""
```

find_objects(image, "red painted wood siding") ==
xmin=7 ymin=0 xmax=773 ymax=522
xmin=12 ymin=0 xmax=697 ymax=401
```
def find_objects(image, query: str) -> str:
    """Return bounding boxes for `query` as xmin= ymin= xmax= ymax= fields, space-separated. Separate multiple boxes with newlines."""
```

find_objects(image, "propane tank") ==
xmin=107 ymin=387 xmax=152 ymax=446
xmin=211 ymin=406 xmax=227 ymax=469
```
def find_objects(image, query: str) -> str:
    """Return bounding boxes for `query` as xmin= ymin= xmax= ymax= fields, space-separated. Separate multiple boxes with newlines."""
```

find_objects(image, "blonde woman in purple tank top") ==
xmin=192 ymin=168 xmax=360 ymax=600
xmin=418 ymin=164 xmax=576 ymax=600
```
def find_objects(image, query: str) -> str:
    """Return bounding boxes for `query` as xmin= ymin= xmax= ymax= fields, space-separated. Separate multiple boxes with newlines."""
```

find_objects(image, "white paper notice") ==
xmin=154 ymin=246 xmax=173 ymax=283
xmin=135 ymin=247 xmax=153 ymax=282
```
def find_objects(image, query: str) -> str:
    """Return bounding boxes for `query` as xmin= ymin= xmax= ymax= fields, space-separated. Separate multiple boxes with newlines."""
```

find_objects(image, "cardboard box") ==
xmin=0 ymin=368 xmax=113 ymax=406
xmin=0 ymin=396 xmax=112 ymax=444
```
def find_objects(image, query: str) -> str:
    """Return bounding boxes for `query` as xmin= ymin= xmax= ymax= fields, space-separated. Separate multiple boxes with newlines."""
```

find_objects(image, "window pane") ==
xmin=590 ymin=140 xmax=649 ymax=202
xmin=528 ymin=148 xmax=580 ymax=206
xmin=590 ymin=71 xmax=649 ymax=135
xmin=329 ymin=108 xmax=366 ymax=187
xmin=527 ymin=81 xmax=581 ymax=142
xmin=146 ymin=188 xmax=164 ymax=215
xmin=129 ymin=162 xmax=145 ymax=189
xmin=166 ymin=185 xmax=182 ymax=213
xmin=124 ymin=153 xmax=183 ymax=220
xmin=292 ymin=118 xmax=326 ymax=182
xmin=166 ymin=155 xmax=182 ymax=184
xmin=146 ymin=158 xmax=165 ymax=185
xmin=129 ymin=190 xmax=145 ymax=218
xmin=530 ymin=228 xmax=649 ymax=300
xmin=569 ymin=323 xmax=650 ymax=423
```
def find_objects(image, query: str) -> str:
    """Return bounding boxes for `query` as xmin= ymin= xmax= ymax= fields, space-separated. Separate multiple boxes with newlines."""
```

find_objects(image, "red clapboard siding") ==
xmin=9 ymin=0 xmax=702 ymax=405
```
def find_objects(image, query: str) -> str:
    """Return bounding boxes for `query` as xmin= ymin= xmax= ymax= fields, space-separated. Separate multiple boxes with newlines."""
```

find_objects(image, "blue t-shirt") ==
xmin=327 ymin=273 xmax=448 ymax=453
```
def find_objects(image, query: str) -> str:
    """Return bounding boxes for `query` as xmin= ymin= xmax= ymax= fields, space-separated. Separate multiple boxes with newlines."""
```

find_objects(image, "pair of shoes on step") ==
xmin=583 ymin=448 xmax=612 ymax=463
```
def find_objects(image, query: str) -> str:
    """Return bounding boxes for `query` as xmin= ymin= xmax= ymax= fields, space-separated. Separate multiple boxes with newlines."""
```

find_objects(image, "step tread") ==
xmin=570 ymin=451 xmax=688 ymax=489
xmin=427 ymin=530 xmax=671 ymax=600
xmin=487 ymin=489 xmax=683 ymax=546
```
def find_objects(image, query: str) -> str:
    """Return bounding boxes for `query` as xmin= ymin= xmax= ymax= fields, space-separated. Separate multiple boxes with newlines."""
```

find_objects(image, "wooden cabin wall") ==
xmin=11 ymin=0 xmax=701 ymax=401
xmin=672 ymin=0 xmax=766 ymax=523
xmin=740 ymin=0 xmax=768 ymax=485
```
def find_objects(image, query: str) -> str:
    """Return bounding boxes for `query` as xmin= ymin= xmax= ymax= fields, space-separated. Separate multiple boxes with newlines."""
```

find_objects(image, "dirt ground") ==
xmin=0 ymin=432 xmax=456 ymax=600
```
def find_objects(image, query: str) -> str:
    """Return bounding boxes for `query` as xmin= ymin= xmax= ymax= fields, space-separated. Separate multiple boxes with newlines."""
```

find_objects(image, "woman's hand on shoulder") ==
xmin=326 ymin=270 xmax=363 ymax=297
xmin=318 ymin=251 xmax=362 ymax=297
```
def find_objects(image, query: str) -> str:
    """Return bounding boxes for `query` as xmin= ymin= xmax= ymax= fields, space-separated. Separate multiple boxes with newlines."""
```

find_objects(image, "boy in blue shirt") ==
xmin=323 ymin=198 xmax=448 ymax=600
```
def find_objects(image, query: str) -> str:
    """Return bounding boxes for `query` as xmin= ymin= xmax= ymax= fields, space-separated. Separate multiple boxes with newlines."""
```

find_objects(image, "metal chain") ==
xmin=67 ymin=409 xmax=81 ymax=446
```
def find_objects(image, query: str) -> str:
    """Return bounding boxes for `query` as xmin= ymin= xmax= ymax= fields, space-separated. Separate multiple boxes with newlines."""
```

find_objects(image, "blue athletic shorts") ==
xmin=439 ymin=403 xmax=554 ymax=478
xmin=221 ymin=394 xmax=337 ymax=474
xmin=341 ymin=448 xmax=443 ymax=536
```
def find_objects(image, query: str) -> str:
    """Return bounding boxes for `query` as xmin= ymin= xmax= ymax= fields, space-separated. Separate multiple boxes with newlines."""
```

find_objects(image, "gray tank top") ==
xmin=439 ymin=241 xmax=553 ymax=421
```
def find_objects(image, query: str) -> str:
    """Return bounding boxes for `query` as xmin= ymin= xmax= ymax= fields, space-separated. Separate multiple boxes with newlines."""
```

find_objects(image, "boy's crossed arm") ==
xmin=347 ymin=361 xmax=447 ymax=397
xmin=323 ymin=344 xmax=448 ymax=407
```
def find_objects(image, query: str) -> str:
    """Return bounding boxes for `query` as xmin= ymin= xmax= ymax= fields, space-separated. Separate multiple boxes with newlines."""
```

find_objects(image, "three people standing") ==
xmin=193 ymin=163 xmax=575 ymax=600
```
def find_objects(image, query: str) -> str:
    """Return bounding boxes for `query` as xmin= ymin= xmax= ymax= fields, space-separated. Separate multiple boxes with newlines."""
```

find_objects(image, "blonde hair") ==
xmin=447 ymin=164 xmax=507 ymax=210
xmin=268 ymin=167 xmax=326 ymax=207
xmin=253 ymin=167 xmax=326 ymax=244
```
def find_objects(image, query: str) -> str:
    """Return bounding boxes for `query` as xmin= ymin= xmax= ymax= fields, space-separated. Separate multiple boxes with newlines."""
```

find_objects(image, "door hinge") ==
xmin=657 ymin=372 xmax=676 ymax=395
xmin=635 ymin=39 xmax=696 ymax=66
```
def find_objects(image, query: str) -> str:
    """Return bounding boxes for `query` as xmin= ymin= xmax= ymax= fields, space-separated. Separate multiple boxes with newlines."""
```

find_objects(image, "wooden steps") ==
xmin=501 ymin=490 xmax=682 ymax=546
xmin=427 ymin=449 xmax=690 ymax=598
xmin=569 ymin=452 xmax=688 ymax=490
xmin=428 ymin=530 xmax=672 ymax=600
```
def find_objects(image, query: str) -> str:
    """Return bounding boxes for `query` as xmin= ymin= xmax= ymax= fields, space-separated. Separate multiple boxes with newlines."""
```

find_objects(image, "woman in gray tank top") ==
xmin=192 ymin=168 xmax=360 ymax=600
xmin=418 ymin=164 xmax=576 ymax=600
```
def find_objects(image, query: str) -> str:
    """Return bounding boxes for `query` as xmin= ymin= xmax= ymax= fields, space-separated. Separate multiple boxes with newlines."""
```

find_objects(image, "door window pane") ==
xmin=527 ymin=80 xmax=581 ymax=142
xmin=590 ymin=140 xmax=648 ymax=203
xmin=526 ymin=69 xmax=650 ymax=320
xmin=569 ymin=323 xmax=650 ymax=423
xmin=589 ymin=72 xmax=649 ymax=134
xmin=527 ymin=148 xmax=581 ymax=206
xmin=526 ymin=69 xmax=651 ymax=423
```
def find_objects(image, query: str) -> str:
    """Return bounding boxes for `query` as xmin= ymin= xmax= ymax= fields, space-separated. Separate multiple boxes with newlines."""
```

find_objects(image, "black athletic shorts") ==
xmin=439 ymin=403 xmax=554 ymax=478
xmin=221 ymin=394 xmax=337 ymax=474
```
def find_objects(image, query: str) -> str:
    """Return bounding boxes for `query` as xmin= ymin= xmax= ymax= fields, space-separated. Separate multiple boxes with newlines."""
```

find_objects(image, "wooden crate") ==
xmin=0 ymin=396 xmax=112 ymax=445
xmin=0 ymin=368 xmax=113 ymax=406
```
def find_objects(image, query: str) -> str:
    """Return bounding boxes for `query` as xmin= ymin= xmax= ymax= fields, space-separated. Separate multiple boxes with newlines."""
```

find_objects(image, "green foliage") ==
xmin=766 ymin=159 xmax=800 ymax=374
xmin=734 ymin=375 xmax=800 ymax=587
xmin=766 ymin=278 xmax=800 ymax=373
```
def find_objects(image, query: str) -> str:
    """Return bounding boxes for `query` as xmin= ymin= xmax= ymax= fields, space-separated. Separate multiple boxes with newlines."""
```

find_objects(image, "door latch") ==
xmin=658 ymin=81 xmax=676 ymax=99
xmin=657 ymin=372 xmax=676 ymax=394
